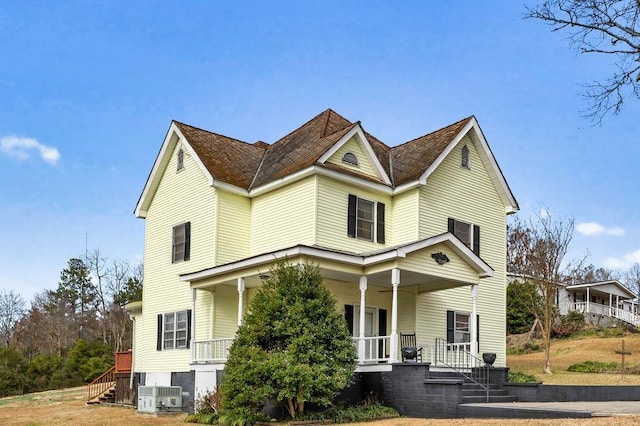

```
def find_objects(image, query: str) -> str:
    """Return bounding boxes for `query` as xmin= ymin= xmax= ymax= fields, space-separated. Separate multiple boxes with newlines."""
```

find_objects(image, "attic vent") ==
xmin=342 ymin=152 xmax=359 ymax=166
xmin=177 ymin=148 xmax=185 ymax=171
xmin=461 ymin=144 xmax=469 ymax=169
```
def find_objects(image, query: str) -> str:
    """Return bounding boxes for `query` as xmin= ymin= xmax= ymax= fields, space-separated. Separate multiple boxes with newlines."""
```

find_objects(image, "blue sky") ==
xmin=1 ymin=1 xmax=638 ymax=302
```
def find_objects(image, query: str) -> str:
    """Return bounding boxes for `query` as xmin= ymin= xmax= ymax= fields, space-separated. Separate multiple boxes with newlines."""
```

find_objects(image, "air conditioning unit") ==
xmin=137 ymin=386 xmax=183 ymax=413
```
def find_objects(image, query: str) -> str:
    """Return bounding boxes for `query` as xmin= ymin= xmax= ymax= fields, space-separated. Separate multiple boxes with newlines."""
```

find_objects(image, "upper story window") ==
xmin=448 ymin=218 xmax=479 ymax=256
xmin=157 ymin=310 xmax=191 ymax=350
xmin=172 ymin=222 xmax=191 ymax=263
xmin=342 ymin=152 xmax=359 ymax=166
xmin=347 ymin=194 xmax=385 ymax=243
xmin=177 ymin=148 xmax=185 ymax=172
xmin=461 ymin=144 xmax=469 ymax=169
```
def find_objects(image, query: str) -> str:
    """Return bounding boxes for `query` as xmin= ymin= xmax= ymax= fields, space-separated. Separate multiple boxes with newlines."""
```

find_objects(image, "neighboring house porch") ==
xmin=559 ymin=281 xmax=639 ymax=327
xmin=183 ymin=234 xmax=493 ymax=372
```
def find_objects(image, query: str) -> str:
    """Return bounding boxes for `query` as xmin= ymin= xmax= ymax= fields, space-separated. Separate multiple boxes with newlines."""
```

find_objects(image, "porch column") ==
xmin=586 ymin=287 xmax=590 ymax=313
xmin=237 ymin=278 xmax=245 ymax=326
xmin=470 ymin=284 xmax=478 ymax=362
xmin=191 ymin=289 xmax=197 ymax=362
xmin=358 ymin=276 xmax=367 ymax=362
xmin=389 ymin=268 xmax=400 ymax=363
xmin=609 ymin=293 xmax=613 ymax=316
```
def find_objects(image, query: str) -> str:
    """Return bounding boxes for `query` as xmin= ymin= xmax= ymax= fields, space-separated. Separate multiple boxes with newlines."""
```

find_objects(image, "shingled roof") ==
xmin=173 ymin=109 xmax=477 ymax=190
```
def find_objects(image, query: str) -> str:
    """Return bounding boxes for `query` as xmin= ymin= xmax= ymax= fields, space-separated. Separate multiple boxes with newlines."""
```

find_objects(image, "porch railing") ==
xmin=572 ymin=302 xmax=640 ymax=326
xmin=193 ymin=338 xmax=234 ymax=363
xmin=352 ymin=336 xmax=390 ymax=363
xmin=434 ymin=338 xmax=489 ymax=402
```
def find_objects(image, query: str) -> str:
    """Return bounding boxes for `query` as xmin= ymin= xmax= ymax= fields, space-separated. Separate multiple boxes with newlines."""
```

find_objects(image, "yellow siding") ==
xmin=391 ymin=190 xmax=419 ymax=244
xmin=326 ymin=136 xmax=378 ymax=178
xmin=398 ymin=244 xmax=479 ymax=284
xmin=141 ymin=142 xmax=218 ymax=372
xmin=316 ymin=175 xmax=392 ymax=252
xmin=217 ymin=192 xmax=251 ymax=265
xmin=194 ymin=290 xmax=213 ymax=341
xmin=416 ymin=135 xmax=507 ymax=366
xmin=213 ymin=284 xmax=239 ymax=339
xmin=249 ymin=177 xmax=316 ymax=255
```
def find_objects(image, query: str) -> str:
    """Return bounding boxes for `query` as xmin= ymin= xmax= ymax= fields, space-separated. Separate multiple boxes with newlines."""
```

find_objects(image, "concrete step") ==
xmin=463 ymin=394 xmax=518 ymax=404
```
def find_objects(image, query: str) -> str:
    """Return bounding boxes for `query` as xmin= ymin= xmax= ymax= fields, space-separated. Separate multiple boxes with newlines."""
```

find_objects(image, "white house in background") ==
xmin=128 ymin=109 xmax=518 ymax=405
xmin=558 ymin=280 xmax=639 ymax=326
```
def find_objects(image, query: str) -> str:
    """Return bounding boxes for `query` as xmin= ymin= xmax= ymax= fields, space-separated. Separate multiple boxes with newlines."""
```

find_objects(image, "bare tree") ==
xmin=508 ymin=211 xmax=582 ymax=374
xmin=0 ymin=290 xmax=25 ymax=347
xmin=625 ymin=262 xmax=640 ymax=299
xmin=526 ymin=0 xmax=640 ymax=122
xmin=569 ymin=263 xmax=621 ymax=284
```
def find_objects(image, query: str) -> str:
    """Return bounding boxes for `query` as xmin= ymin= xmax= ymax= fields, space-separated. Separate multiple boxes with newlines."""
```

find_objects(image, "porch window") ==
xmin=172 ymin=222 xmax=191 ymax=263
xmin=348 ymin=194 xmax=385 ymax=243
xmin=448 ymin=218 xmax=479 ymax=255
xmin=157 ymin=310 xmax=191 ymax=350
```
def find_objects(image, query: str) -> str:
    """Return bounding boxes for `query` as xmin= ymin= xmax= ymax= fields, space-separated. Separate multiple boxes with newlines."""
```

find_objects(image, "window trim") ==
xmin=172 ymin=222 xmax=191 ymax=263
xmin=448 ymin=218 xmax=479 ymax=255
xmin=348 ymin=194 xmax=385 ymax=243
xmin=157 ymin=310 xmax=191 ymax=351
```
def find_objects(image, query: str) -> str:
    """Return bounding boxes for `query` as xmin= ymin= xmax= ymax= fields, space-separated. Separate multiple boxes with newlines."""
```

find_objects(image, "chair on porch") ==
xmin=400 ymin=332 xmax=422 ymax=362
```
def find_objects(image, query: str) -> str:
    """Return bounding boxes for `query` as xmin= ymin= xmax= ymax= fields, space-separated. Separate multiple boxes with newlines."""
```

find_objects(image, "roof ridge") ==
xmin=391 ymin=115 xmax=474 ymax=149
xmin=271 ymin=109 xmax=352 ymax=145
xmin=173 ymin=120 xmax=257 ymax=147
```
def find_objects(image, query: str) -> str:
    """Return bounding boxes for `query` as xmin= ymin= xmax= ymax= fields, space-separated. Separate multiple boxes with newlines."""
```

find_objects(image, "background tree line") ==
xmin=0 ymin=250 xmax=142 ymax=397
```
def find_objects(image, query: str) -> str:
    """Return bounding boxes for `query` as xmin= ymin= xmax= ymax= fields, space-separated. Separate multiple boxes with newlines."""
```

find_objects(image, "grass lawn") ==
xmin=507 ymin=331 xmax=640 ymax=385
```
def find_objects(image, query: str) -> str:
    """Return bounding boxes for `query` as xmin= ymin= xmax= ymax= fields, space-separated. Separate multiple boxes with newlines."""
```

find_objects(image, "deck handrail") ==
xmin=87 ymin=365 xmax=116 ymax=401
xmin=434 ymin=337 xmax=489 ymax=402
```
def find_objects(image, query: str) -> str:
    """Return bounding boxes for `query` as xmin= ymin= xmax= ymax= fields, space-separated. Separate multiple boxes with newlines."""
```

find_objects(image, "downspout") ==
xmin=129 ymin=316 xmax=135 ymax=390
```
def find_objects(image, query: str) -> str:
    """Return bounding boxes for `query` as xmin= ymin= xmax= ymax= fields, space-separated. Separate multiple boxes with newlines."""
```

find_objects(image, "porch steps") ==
xmin=87 ymin=387 xmax=116 ymax=405
xmin=428 ymin=371 xmax=518 ymax=404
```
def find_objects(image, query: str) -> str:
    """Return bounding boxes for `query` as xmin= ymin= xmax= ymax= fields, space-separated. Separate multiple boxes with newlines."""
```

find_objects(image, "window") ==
xmin=461 ymin=144 xmax=469 ymax=169
xmin=347 ymin=194 xmax=385 ymax=243
xmin=447 ymin=310 xmax=478 ymax=351
xmin=177 ymin=148 xmax=184 ymax=171
xmin=342 ymin=152 xmax=359 ymax=166
xmin=454 ymin=312 xmax=470 ymax=343
xmin=172 ymin=222 xmax=191 ymax=263
xmin=157 ymin=310 xmax=191 ymax=350
xmin=448 ymin=218 xmax=479 ymax=255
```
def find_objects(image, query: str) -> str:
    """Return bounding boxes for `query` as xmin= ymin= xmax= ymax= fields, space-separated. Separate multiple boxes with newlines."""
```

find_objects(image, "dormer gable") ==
xmin=318 ymin=123 xmax=392 ymax=185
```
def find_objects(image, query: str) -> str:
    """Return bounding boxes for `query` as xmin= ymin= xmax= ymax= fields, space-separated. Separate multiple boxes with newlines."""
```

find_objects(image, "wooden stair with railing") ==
xmin=86 ymin=366 xmax=116 ymax=404
xmin=86 ymin=350 xmax=133 ymax=405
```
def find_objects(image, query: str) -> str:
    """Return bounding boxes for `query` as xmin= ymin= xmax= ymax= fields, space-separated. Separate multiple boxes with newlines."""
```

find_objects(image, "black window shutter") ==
xmin=472 ymin=225 xmax=480 ymax=255
xmin=446 ymin=310 xmax=454 ymax=343
xmin=184 ymin=222 xmax=191 ymax=261
xmin=344 ymin=305 xmax=354 ymax=336
xmin=157 ymin=314 xmax=163 ymax=351
xmin=347 ymin=195 xmax=357 ymax=238
xmin=447 ymin=218 xmax=455 ymax=234
xmin=378 ymin=308 xmax=387 ymax=357
xmin=186 ymin=309 xmax=192 ymax=349
xmin=376 ymin=202 xmax=385 ymax=244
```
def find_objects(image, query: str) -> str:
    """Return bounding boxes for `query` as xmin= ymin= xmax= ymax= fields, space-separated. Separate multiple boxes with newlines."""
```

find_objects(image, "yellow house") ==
xmin=129 ymin=109 xmax=518 ymax=406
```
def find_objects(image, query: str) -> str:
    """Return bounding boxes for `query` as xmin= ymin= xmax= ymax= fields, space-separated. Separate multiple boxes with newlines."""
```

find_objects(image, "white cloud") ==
xmin=603 ymin=249 xmax=640 ymax=269
xmin=576 ymin=222 xmax=625 ymax=237
xmin=0 ymin=135 xmax=60 ymax=165
xmin=538 ymin=207 xmax=550 ymax=219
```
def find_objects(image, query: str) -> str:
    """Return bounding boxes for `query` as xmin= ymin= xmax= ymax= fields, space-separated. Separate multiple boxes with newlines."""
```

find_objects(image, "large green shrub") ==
xmin=0 ymin=347 xmax=30 ymax=397
xmin=506 ymin=280 xmax=540 ymax=334
xmin=50 ymin=339 xmax=113 ymax=388
xmin=220 ymin=262 xmax=357 ymax=422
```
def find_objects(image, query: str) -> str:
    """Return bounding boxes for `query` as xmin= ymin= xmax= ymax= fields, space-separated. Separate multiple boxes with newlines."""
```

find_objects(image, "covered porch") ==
xmin=181 ymin=234 xmax=494 ymax=369
xmin=563 ymin=281 xmax=639 ymax=327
